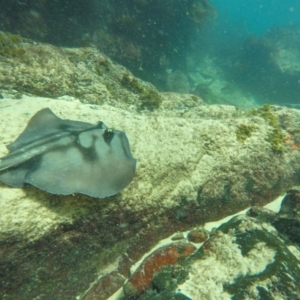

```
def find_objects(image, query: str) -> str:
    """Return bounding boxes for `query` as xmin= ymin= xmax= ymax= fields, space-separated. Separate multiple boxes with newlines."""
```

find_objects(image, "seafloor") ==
xmin=0 ymin=32 xmax=300 ymax=299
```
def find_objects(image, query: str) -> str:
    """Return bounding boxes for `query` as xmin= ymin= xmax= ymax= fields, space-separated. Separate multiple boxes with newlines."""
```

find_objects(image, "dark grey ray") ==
xmin=0 ymin=108 xmax=136 ymax=198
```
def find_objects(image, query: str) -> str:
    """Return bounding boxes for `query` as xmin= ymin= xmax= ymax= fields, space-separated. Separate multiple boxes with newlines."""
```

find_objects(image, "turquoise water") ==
xmin=192 ymin=0 xmax=300 ymax=107
xmin=211 ymin=0 xmax=300 ymax=35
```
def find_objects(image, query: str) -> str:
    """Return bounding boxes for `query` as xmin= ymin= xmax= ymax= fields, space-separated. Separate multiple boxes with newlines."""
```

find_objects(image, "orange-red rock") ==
xmin=123 ymin=242 xmax=196 ymax=297
xmin=187 ymin=229 xmax=208 ymax=243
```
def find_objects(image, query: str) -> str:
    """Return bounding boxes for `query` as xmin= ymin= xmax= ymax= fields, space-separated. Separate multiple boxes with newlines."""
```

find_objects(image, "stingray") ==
xmin=0 ymin=108 xmax=136 ymax=198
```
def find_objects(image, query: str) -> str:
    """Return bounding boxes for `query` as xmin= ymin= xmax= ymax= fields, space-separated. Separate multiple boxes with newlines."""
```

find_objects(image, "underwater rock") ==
xmin=123 ymin=242 xmax=196 ymax=298
xmin=272 ymin=186 xmax=300 ymax=246
xmin=0 ymin=32 xmax=164 ymax=111
xmin=0 ymin=1 xmax=214 ymax=85
xmin=81 ymin=271 xmax=125 ymax=300
xmin=1 ymin=97 xmax=300 ymax=299
xmin=138 ymin=215 xmax=300 ymax=299
xmin=187 ymin=228 xmax=208 ymax=243
xmin=1 ymin=97 xmax=300 ymax=242
xmin=179 ymin=215 xmax=300 ymax=299
xmin=166 ymin=70 xmax=190 ymax=94
xmin=246 ymin=205 xmax=277 ymax=223
xmin=2 ymin=97 xmax=300 ymax=242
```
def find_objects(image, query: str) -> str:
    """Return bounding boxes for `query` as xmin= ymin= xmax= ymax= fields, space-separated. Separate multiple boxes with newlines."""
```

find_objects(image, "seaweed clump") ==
xmin=250 ymin=104 xmax=285 ymax=153
xmin=236 ymin=124 xmax=256 ymax=143
xmin=122 ymin=73 xmax=163 ymax=110
xmin=0 ymin=31 xmax=25 ymax=57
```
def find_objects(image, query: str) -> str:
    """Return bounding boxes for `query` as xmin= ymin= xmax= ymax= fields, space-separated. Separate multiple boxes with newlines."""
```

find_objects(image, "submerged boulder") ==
xmin=1 ymin=78 xmax=300 ymax=299
xmin=137 ymin=214 xmax=300 ymax=299
xmin=1 ymin=95 xmax=300 ymax=299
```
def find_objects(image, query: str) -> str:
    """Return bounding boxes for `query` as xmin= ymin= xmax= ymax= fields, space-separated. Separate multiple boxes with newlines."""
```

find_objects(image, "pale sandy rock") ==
xmin=1 ymin=96 xmax=300 ymax=242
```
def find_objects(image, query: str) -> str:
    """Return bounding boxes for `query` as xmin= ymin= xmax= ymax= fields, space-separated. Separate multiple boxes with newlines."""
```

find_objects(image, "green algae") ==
xmin=236 ymin=124 xmax=256 ymax=142
xmin=94 ymin=58 xmax=111 ymax=76
xmin=0 ymin=32 xmax=25 ymax=57
xmin=249 ymin=104 xmax=285 ymax=153
xmin=250 ymin=105 xmax=277 ymax=127
xmin=121 ymin=73 xmax=163 ymax=110
xmin=122 ymin=73 xmax=145 ymax=93
xmin=266 ymin=127 xmax=285 ymax=154
xmin=139 ymin=89 xmax=163 ymax=110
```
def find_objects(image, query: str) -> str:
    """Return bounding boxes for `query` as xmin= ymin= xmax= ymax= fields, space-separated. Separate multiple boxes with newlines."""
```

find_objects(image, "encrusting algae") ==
xmin=0 ymin=31 xmax=26 ymax=57
xmin=249 ymin=104 xmax=286 ymax=153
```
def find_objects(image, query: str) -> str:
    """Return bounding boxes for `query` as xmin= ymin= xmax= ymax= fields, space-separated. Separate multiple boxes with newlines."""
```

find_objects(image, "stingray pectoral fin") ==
xmin=7 ymin=108 xmax=63 ymax=151
xmin=0 ymin=160 xmax=34 ymax=187
xmin=7 ymin=108 xmax=100 ymax=151
xmin=24 ymin=146 xmax=93 ymax=196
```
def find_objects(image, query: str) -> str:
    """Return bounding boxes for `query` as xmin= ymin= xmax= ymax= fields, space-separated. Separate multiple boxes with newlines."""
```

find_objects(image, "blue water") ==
xmin=210 ymin=0 xmax=300 ymax=35
xmin=189 ymin=0 xmax=300 ymax=106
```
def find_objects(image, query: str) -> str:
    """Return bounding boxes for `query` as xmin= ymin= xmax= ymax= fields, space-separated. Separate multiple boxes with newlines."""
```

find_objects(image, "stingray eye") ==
xmin=97 ymin=121 xmax=104 ymax=128
xmin=103 ymin=128 xmax=114 ymax=144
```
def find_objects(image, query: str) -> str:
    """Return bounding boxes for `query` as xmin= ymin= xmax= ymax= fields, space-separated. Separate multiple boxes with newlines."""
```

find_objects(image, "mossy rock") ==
xmin=0 ymin=32 xmax=25 ymax=57
xmin=236 ymin=124 xmax=256 ymax=142
xmin=121 ymin=73 xmax=162 ymax=110
xmin=249 ymin=104 xmax=285 ymax=153
xmin=146 ymin=215 xmax=300 ymax=300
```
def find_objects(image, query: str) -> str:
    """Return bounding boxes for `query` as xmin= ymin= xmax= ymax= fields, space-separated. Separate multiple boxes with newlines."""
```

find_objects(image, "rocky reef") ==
xmin=0 ymin=36 xmax=300 ymax=299
xmin=129 ymin=197 xmax=300 ymax=299
xmin=0 ymin=31 xmax=166 ymax=111
xmin=0 ymin=0 xmax=215 ymax=90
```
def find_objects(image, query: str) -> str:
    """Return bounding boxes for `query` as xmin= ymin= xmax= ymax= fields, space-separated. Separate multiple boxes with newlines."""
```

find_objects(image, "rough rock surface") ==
xmin=1 ymin=95 xmax=300 ymax=299
xmin=272 ymin=186 xmax=300 ymax=247
xmin=0 ymin=31 xmax=212 ymax=114
xmin=1 ymin=96 xmax=300 ymax=241
xmin=1 ymin=34 xmax=300 ymax=298
xmin=0 ymin=31 xmax=167 ymax=111
xmin=137 ymin=213 xmax=300 ymax=300
xmin=80 ymin=195 xmax=300 ymax=300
